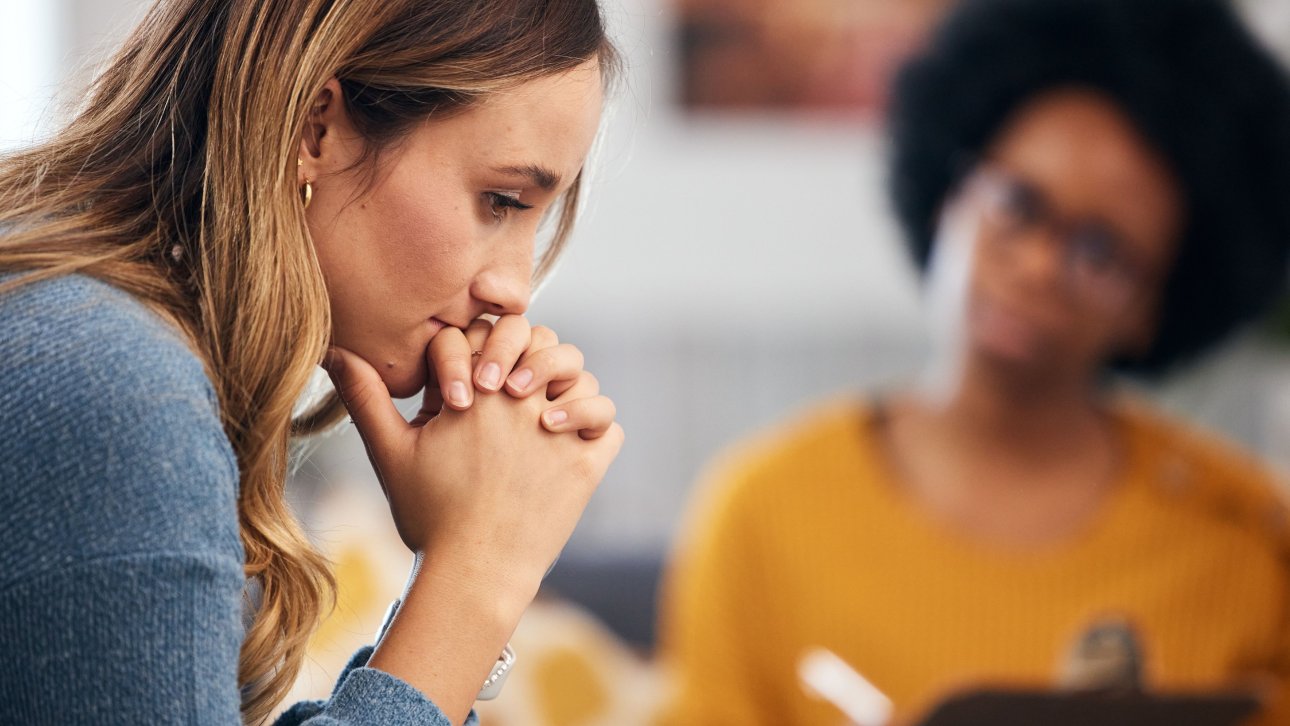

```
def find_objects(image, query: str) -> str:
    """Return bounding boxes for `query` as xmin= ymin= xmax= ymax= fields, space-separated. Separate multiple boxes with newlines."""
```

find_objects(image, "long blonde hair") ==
xmin=0 ymin=0 xmax=616 ymax=721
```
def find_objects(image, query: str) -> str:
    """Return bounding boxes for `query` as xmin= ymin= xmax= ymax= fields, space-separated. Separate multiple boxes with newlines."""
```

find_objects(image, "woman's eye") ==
xmin=999 ymin=182 xmax=1042 ymax=227
xmin=485 ymin=192 xmax=534 ymax=222
xmin=1068 ymin=225 xmax=1122 ymax=275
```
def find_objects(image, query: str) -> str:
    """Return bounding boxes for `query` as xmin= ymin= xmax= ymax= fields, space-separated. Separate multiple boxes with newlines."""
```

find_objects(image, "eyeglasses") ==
xmin=963 ymin=165 xmax=1153 ymax=312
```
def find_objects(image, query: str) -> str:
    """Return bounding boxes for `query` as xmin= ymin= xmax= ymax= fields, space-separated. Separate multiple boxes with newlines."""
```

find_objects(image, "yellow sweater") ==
xmin=658 ymin=400 xmax=1290 ymax=725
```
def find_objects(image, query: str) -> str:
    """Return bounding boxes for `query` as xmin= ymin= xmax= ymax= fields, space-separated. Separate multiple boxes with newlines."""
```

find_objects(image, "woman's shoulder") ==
xmin=0 ymin=272 xmax=241 ymax=581
xmin=1118 ymin=398 xmax=1290 ymax=554
xmin=1119 ymin=398 xmax=1285 ymax=492
xmin=0 ymin=272 xmax=213 ymax=389
xmin=0 ymin=273 xmax=224 ymax=415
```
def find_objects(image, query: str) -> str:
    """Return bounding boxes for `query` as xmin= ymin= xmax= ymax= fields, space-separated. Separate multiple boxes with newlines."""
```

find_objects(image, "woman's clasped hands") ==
xmin=322 ymin=315 xmax=622 ymax=601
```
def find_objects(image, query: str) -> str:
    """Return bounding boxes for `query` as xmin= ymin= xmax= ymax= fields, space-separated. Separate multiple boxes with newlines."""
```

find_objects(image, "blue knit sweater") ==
xmin=0 ymin=274 xmax=471 ymax=725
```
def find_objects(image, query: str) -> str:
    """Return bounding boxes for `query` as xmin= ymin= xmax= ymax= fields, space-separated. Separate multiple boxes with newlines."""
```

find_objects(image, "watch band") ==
xmin=476 ymin=643 xmax=516 ymax=701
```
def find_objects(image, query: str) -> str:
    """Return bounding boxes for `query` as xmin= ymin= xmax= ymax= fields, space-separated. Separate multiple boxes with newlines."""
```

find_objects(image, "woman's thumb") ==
xmin=322 ymin=346 xmax=407 ymax=457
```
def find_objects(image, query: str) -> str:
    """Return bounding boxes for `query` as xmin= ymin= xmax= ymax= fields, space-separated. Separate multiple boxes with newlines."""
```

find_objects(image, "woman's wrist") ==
xmin=367 ymin=553 xmax=533 ymax=724
xmin=413 ymin=528 xmax=554 ymax=604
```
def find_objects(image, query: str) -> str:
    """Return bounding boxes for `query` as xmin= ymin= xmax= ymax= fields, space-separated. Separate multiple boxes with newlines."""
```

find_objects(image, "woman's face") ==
xmin=939 ymin=88 xmax=1183 ymax=383
xmin=301 ymin=59 xmax=604 ymax=398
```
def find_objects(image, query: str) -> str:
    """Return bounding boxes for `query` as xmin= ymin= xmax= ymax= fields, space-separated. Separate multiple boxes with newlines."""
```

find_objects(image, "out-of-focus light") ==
xmin=799 ymin=647 xmax=895 ymax=726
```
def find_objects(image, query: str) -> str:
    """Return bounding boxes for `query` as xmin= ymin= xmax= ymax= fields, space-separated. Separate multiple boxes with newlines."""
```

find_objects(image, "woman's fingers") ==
xmin=520 ymin=326 xmax=581 ymax=400
xmin=474 ymin=315 xmax=531 ymax=392
xmin=412 ymin=338 xmax=447 ymax=426
xmin=505 ymin=343 xmax=585 ymax=398
xmin=546 ymin=374 xmax=582 ymax=400
xmin=542 ymin=395 xmax=618 ymax=440
xmin=526 ymin=324 xmax=559 ymax=352
xmin=322 ymin=346 xmax=408 ymax=458
xmin=428 ymin=327 xmax=476 ymax=410
xmin=541 ymin=371 xmax=615 ymax=439
xmin=428 ymin=317 xmax=571 ymax=413
xmin=464 ymin=318 xmax=493 ymax=354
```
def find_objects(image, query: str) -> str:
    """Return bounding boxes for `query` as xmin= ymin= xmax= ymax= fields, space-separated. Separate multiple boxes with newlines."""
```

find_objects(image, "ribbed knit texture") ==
xmin=658 ymin=400 xmax=1290 ymax=725
xmin=0 ymin=274 xmax=469 ymax=725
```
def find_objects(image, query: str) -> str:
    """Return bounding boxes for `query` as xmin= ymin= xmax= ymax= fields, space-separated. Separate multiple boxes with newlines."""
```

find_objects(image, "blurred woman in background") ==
xmin=660 ymin=0 xmax=1290 ymax=723
xmin=0 ymin=0 xmax=623 ymax=723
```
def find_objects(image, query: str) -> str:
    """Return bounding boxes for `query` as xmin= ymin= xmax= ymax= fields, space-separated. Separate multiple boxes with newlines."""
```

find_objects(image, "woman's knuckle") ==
xmin=430 ymin=341 xmax=462 ymax=361
xmin=606 ymin=422 xmax=626 ymax=448
xmin=563 ymin=344 xmax=585 ymax=368
xmin=498 ymin=314 xmax=529 ymax=330
xmin=441 ymin=352 xmax=471 ymax=368
xmin=530 ymin=352 xmax=557 ymax=375
xmin=531 ymin=325 xmax=558 ymax=344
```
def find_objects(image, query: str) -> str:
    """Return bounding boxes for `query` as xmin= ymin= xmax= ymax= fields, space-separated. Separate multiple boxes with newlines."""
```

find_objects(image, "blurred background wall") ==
xmin=6 ymin=0 xmax=1290 ymax=711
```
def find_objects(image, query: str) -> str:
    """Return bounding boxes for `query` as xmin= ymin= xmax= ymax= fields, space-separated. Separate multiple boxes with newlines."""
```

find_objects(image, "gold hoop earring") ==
xmin=298 ymin=157 xmax=313 ymax=209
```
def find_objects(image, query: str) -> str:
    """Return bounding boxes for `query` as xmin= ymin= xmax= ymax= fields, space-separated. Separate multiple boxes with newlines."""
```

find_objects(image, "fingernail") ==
xmin=507 ymin=368 xmax=534 ymax=392
xmin=479 ymin=362 xmax=502 ymax=390
xmin=544 ymin=409 xmax=568 ymax=427
xmin=449 ymin=381 xmax=470 ymax=407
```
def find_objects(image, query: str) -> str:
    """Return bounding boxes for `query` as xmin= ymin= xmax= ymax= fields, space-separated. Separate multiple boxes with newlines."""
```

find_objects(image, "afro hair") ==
xmin=887 ymin=0 xmax=1290 ymax=375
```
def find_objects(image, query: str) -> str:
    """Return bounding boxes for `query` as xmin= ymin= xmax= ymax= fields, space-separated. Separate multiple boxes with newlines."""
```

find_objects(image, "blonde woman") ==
xmin=0 ymin=1 xmax=623 ymax=724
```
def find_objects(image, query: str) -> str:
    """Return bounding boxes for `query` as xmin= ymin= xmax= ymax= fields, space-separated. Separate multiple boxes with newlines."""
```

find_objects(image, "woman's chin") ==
xmin=971 ymin=325 xmax=1045 ymax=368
xmin=368 ymin=355 xmax=429 ymax=400
xmin=966 ymin=331 xmax=1069 ymax=388
xmin=385 ymin=369 xmax=428 ymax=400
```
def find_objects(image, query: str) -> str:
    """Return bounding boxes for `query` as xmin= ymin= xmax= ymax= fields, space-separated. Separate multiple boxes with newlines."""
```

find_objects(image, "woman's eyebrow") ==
xmin=492 ymin=163 xmax=561 ymax=191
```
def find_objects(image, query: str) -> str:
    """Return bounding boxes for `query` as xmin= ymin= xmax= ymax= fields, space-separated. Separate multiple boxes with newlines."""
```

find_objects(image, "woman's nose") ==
xmin=1008 ymin=226 xmax=1067 ymax=289
xmin=471 ymin=255 xmax=533 ymax=316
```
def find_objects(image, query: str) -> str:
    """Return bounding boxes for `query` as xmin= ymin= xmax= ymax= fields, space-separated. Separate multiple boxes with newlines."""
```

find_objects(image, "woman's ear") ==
xmin=298 ymin=77 xmax=350 ymax=183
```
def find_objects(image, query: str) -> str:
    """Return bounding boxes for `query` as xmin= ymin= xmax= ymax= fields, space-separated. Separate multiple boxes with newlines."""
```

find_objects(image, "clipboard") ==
xmin=916 ymin=689 xmax=1261 ymax=726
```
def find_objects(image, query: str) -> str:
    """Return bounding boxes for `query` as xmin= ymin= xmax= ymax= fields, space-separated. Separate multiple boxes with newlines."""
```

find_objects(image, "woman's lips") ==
xmin=971 ymin=299 xmax=1049 ymax=362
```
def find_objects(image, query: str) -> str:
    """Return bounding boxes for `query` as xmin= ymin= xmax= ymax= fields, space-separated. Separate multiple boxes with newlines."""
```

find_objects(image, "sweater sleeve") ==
xmin=0 ymin=274 xmax=466 ymax=725
xmin=274 ymin=646 xmax=479 ymax=726
xmin=0 ymin=553 xmax=471 ymax=726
